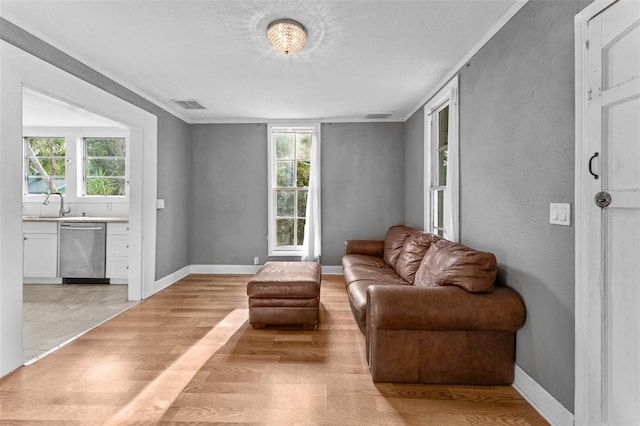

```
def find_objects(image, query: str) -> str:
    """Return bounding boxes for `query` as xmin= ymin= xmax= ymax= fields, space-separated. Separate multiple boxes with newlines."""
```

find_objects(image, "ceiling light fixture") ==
xmin=267 ymin=19 xmax=307 ymax=55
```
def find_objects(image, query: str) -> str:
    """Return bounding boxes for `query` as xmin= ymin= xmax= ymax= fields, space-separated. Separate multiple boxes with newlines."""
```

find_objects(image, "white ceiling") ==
xmin=22 ymin=87 xmax=125 ymax=128
xmin=1 ymin=0 xmax=520 ymax=123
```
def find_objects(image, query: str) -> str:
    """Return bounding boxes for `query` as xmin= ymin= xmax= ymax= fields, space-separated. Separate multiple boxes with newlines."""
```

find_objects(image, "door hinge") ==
xmin=585 ymin=39 xmax=589 ymax=50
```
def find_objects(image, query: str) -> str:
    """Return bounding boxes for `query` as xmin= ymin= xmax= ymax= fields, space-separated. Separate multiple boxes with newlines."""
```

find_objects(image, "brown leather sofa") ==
xmin=343 ymin=225 xmax=525 ymax=385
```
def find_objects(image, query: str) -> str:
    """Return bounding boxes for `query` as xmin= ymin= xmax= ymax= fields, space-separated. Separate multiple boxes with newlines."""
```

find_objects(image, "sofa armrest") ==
xmin=367 ymin=285 xmax=525 ymax=332
xmin=344 ymin=240 xmax=384 ymax=257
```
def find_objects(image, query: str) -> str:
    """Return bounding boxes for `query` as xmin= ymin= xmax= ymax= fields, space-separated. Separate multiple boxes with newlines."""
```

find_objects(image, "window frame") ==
xmin=424 ymin=76 xmax=459 ymax=240
xmin=23 ymin=136 xmax=67 ymax=196
xmin=267 ymin=124 xmax=319 ymax=257
xmin=22 ymin=126 xmax=129 ymax=203
xmin=82 ymin=136 xmax=128 ymax=197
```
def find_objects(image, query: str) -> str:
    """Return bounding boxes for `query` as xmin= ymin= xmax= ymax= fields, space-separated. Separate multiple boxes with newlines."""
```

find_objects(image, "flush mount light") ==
xmin=267 ymin=19 xmax=307 ymax=55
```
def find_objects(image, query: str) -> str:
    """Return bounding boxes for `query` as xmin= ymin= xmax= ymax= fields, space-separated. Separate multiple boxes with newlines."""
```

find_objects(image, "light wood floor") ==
xmin=1 ymin=274 xmax=549 ymax=425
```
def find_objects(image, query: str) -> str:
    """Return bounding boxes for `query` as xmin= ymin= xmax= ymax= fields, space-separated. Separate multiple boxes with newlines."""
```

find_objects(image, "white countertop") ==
xmin=23 ymin=216 xmax=128 ymax=223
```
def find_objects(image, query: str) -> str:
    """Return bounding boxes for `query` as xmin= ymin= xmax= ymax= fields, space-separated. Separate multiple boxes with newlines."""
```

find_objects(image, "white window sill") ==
xmin=268 ymin=250 xmax=303 ymax=257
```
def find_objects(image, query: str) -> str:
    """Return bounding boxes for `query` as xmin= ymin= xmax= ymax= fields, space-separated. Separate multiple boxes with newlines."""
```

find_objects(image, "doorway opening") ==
xmin=0 ymin=40 xmax=157 ymax=375
xmin=21 ymin=88 xmax=139 ymax=363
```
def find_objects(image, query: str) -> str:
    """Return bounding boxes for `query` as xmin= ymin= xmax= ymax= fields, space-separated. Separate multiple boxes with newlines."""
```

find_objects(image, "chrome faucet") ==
xmin=43 ymin=192 xmax=71 ymax=217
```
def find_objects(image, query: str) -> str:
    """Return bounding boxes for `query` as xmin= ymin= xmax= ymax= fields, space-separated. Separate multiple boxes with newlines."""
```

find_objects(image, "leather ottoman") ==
xmin=247 ymin=261 xmax=321 ymax=330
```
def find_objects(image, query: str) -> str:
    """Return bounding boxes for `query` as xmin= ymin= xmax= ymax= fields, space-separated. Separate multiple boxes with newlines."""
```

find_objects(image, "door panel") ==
xmin=603 ymin=22 xmax=640 ymax=89
xmin=605 ymin=96 xmax=640 ymax=191
xmin=585 ymin=1 xmax=640 ymax=424
xmin=605 ymin=213 xmax=640 ymax=424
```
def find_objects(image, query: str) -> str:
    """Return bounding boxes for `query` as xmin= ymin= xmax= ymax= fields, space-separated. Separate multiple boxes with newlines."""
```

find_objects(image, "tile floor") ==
xmin=22 ymin=283 xmax=138 ymax=363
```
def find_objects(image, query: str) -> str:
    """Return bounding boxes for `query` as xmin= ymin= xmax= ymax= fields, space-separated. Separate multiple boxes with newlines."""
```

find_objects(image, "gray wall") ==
xmin=321 ymin=123 xmax=405 ymax=265
xmin=403 ymin=107 xmax=425 ymax=229
xmin=156 ymin=117 xmax=191 ymax=278
xmin=0 ymin=18 xmax=191 ymax=280
xmin=188 ymin=122 xmax=405 ymax=266
xmin=456 ymin=0 xmax=591 ymax=411
xmin=189 ymin=124 xmax=268 ymax=265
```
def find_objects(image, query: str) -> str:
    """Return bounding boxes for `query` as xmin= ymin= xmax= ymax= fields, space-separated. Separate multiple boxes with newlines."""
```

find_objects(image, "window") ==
xmin=24 ymin=137 xmax=67 ymax=195
xmin=268 ymin=125 xmax=318 ymax=256
xmin=430 ymin=104 xmax=449 ymax=236
xmin=23 ymin=132 xmax=128 ymax=199
xmin=84 ymin=137 xmax=126 ymax=196
xmin=424 ymin=76 xmax=459 ymax=241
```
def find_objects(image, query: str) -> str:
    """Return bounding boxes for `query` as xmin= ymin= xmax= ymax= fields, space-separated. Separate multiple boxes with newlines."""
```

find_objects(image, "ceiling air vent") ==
xmin=365 ymin=112 xmax=394 ymax=120
xmin=172 ymin=99 xmax=206 ymax=110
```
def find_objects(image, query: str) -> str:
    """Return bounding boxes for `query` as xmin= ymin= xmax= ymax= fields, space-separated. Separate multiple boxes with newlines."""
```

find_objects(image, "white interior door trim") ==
xmin=0 ymin=40 xmax=157 ymax=376
xmin=574 ymin=1 xmax=623 ymax=424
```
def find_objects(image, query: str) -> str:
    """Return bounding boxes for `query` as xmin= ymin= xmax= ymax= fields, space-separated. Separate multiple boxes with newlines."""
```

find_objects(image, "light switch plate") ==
xmin=156 ymin=199 xmax=165 ymax=209
xmin=550 ymin=203 xmax=571 ymax=226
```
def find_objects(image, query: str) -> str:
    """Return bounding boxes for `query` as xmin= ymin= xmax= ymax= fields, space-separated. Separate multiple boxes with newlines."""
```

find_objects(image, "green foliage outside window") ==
xmin=85 ymin=138 xmax=126 ymax=196
xmin=25 ymin=137 xmax=66 ymax=194
xmin=274 ymin=131 xmax=312 ymax=247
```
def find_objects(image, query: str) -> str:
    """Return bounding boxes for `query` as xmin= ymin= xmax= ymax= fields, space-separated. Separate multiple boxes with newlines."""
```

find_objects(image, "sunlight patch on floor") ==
xmin=104 ymin=308 xmax=249 ymax=424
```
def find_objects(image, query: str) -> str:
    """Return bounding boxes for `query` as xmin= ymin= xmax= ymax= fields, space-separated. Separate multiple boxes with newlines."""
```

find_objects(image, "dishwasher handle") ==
xmin=60 ymin=224 xmax=105 ymax=231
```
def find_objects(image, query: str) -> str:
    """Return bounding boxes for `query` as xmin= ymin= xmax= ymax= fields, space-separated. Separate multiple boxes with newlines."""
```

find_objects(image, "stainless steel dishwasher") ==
xmin=59 ymin=222 xmax=107 ymax=282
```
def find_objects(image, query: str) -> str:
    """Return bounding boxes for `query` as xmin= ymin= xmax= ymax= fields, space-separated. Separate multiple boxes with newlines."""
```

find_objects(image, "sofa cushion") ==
xmin=383 ymin=225 xmax=416 ymax=269
xmin=342 ymin=254 xmax=387 ymax=270
xmin=343 ymin=264 xmax=408 ymax=287
xmin=395 ymin=231 xmax=441 ymax=284
xmin=414 ymin=239 xmax=497 ymax=293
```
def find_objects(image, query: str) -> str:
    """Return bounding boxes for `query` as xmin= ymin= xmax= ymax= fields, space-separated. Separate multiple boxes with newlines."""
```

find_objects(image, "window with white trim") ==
xmin=429 ymin=104 xmax=449 ymax=236
xmin=268 ymin=125 xmax=317 ymax=256
xmin=24 ymin=136 xmax=67 ymax=195
xmin=83 ymin=137 xmax=126 ymax=196
xmin=424 ymin=76 xmax=459 ymax=240
xmin=23 ymin=131 xmax=128 ymax=199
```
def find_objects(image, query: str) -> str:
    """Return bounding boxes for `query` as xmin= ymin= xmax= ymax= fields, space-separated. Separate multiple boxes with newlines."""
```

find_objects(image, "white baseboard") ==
xmin=153 ymin=265 xmax=190 ymax=294
xmin=513 ymin=364 xmax=574 ymax=426
xmin=321 ymin=265 xmax=343 ymax=275
xmin=190 ymin=264 xmax=262 ymax=274
xmin=189 ymin=264 xmax=344 ymax=275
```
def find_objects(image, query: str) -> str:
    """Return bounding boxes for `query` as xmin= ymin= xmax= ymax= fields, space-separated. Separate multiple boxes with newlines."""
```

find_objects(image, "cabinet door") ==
xmin=23 ymin=233 xmax=58 ymax=277
xmin=106 ymin=224 xmax=129 ymax=281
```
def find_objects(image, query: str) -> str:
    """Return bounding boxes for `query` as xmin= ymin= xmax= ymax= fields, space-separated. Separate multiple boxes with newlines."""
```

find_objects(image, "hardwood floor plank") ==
xmin=0 ymin=274 xmax=549 ymax=425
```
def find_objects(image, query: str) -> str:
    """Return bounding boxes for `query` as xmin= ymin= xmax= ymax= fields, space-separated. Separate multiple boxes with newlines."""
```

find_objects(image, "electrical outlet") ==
xmin=253 ymin=257 xmax=259 ymax=265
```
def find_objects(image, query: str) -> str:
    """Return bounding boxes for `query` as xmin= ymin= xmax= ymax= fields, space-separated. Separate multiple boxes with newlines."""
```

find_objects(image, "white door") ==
xmin=579 ymin=1 xmax=640 ymax=424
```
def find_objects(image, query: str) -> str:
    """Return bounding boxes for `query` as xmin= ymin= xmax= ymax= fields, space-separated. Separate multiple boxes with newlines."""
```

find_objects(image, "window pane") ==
xmin=28 ymin=137 xmax=65 ymax=156
xmin=276 ymin=218 xmax=294 ymax=246
xmin=29 ymin=158 xmax=65 ymax=176
xmin=432 ymin=189 xmax=445 ymax=236
xmin=277 ymin=190 xmax=295 ymax=217
xmin=276 ymin=133 xmax=295 ymax=159
xmin=86 ymin=138 xmax=125 ymax=157
xmin=438 ymin=106 xmax=449 ymax=149
xmin=297 ymin=190 xmax=308 ymax=218
xmin=296 ymin=218 xmax=306 ymax=246
xmin=86 ymin=177 xmax=126 ymax=196
xmin=25 ymin=137 xmax=66 ymax=194
xmin=438 ymin=148 xmax=448 ymax=186
xmin=296 ymin=160 xmax=310 ymax=187
xmin=27 ymin=177 xmax=66 ymax=195
xmin=84 ymin=137 xmax=126 ymax=197
xmin=277 ymin=161 xmax=294 ymax=187
xmin=86 ymin=158 xmax=125 ymax=177
xmin=296 ymin=133 xmax=311 ymax=160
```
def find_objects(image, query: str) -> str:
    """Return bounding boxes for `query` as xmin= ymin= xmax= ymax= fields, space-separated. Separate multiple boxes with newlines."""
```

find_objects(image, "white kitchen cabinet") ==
xmin=106 ymin=223 xmax=129 ymax=282
xmin=23 ymin=222 xmax=58 ymax=278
